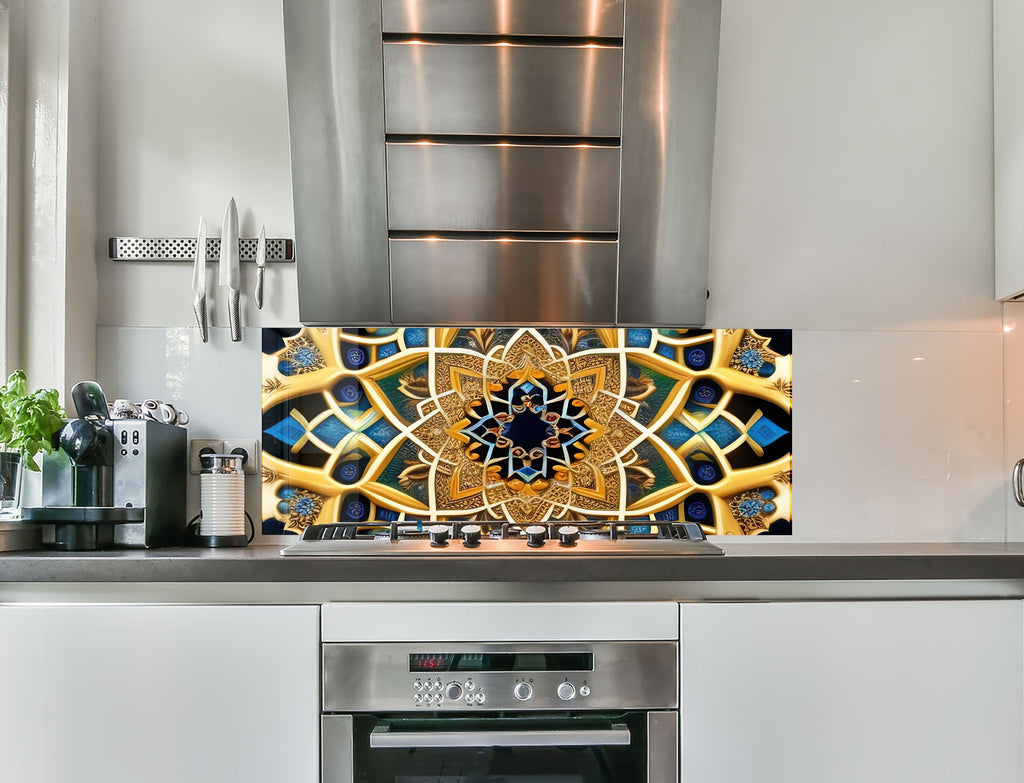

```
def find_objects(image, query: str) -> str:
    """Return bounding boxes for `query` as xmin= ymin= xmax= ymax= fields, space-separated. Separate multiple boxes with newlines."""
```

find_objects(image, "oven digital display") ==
xmin=409 ymin=652 xmax=594 ymax=673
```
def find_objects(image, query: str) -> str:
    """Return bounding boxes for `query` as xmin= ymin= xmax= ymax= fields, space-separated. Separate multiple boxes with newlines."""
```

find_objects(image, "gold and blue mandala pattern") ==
xmin=261 ymin=328 xmax=793 ymax=535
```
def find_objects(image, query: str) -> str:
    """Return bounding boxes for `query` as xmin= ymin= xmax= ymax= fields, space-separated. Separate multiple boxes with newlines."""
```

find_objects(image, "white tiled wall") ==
xmin=1003 ymin=302 xmax=1024 ymax=540
xmin=96 ymin=327 xmax=265 ymax=537
xmin=91 ymin=0 xmax=1007 ymax=542
xmin=794 ymin=330 xmax=1004 ymax=541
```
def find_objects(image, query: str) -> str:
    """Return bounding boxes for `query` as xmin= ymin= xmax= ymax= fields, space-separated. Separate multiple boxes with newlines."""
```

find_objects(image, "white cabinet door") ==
xmin=0 ymin=605 xmax=319 ymax=783
xmin=996 ymin=0 xmax=1024 ymax=299
xmin=680 ymin=601 xmax=1023 ymax=783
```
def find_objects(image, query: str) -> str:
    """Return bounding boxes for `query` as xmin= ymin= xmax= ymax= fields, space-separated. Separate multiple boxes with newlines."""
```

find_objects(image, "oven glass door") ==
xmin=324 ymin=712 xmax=672 ymax=783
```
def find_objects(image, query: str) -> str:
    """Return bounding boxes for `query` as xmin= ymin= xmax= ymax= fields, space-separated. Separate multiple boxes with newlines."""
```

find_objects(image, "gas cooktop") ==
xmin=280 ymin=521 xmax=723 ymax=557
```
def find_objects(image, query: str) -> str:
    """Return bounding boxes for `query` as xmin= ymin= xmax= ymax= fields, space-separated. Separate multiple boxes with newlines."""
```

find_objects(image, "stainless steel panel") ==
xmin=369 ymin=724 xmax=631 ymax=748
xmin=321 ymin=715 xmax=354 ymax=783
xmin=283 ymin=0 xmax=392 ymax=325
xmin=322 ymin=641 xmax=678 ymax=712
xmin=111 ymin=420 xmax=187 ymax=548
xmin=382 ymin=0 xmax=624 ymax=37
xmin=647 ymin=712 xmax=679 ymax=783
xmin=386 ymin=143 xmax=620 ymax=231
xmin=384 ymin=42 xmax=622 ymax=137
xmin=282 ymin=534 xmax=723 ymax=556
xmin=389 ymin=238 xmax=617 ymax=324
xmin=617 ymin=0 xmax=721 ymax=326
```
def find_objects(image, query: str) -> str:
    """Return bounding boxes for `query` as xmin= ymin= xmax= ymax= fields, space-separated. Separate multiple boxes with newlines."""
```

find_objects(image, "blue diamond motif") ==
xmin=363 ymin=418 xmax=401 ymax=447
xmin=703 ymin=417 xmax=741 ymax=448
xmin=312 ymin=416 xmax=351 ymax=448
xmin=661 ymin=420 xmax=696 ymax=449
xmin=748 ymin=417 xmax=788 ymax=448
xmin=265 ymin=414 xmax=306 ymax=447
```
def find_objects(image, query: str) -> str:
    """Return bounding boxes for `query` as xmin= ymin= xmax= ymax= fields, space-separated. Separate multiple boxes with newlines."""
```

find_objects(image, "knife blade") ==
xmin=191 ymin=216 xmax=209 ymax=342
xmin=254 ymin=224 xmax=266 ymax=310
xmin=219 ymin=197 xmax=241 ymax=341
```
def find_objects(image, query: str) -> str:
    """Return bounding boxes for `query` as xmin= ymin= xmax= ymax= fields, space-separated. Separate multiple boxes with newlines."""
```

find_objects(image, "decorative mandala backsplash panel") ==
xmin=261 ymin=328 xmax=793 ymax=536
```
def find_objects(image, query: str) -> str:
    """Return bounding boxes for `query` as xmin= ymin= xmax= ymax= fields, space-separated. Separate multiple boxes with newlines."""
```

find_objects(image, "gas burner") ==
xmin=280 ymin=520 xmax=723 ymax=557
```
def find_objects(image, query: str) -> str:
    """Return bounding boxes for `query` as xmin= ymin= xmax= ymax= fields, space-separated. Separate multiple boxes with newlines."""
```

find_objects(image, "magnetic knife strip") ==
xmin=109 ymin=237 xmax=294 ymax=263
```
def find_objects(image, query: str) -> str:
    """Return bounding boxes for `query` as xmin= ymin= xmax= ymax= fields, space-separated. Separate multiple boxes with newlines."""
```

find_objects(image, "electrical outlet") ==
xmin=223 ymin=438 xmax=260 ymax=475
xmin=189 ymin=439 xmax=224 ymax=474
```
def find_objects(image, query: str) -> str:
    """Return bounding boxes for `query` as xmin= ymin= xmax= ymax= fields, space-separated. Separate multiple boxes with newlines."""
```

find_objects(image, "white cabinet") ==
xmin=0 ymin=605 xmax=319 ymax=783
xmin=680 ymin=601 xmax=1023 ymax=783
xmin=996 ymin=0 xmax=1024 ymax=299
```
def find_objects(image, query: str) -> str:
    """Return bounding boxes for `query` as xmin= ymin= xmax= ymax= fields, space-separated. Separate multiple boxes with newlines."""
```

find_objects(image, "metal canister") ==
xmin=198 ymin=453 xmax=247 ymax=547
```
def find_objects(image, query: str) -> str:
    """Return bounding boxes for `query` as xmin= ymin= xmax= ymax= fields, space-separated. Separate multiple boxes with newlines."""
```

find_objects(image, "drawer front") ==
xmin=384 ymin=42 xmax=623 ymax=137
xmin=381 ymin=0 xmax=625 ymax=37
xmin=389 ymin=239 xmax=618 ymax=324
xmin=386 ymin=143 xmax=621 ymax=232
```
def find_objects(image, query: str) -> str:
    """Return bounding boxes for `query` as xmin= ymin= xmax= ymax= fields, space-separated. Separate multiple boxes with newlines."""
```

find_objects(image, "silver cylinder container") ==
xmin=198 ymin=453 xmax=247 ymax=547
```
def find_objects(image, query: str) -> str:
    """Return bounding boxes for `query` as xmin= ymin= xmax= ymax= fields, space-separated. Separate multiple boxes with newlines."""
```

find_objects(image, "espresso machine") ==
xmin=23 ymin=381 xmax=187 ymax=550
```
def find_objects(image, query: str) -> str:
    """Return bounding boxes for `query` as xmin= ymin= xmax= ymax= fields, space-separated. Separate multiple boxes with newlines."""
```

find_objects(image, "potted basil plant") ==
xmin=0 ymin=370 xmax=65 ymax=516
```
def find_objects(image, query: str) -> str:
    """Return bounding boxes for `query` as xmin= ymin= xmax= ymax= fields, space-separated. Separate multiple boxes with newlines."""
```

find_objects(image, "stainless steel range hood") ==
xmin=283 ymin=0 xmax=721 ymax=326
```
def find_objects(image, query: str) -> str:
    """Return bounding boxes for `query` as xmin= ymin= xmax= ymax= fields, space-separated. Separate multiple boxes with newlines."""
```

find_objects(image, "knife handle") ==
xmin=228 ymin=289 xmax=241 ymax=342
xmin=255 ymin=267 xmax=265 ymax=310
xmin=193 ymin=295 xmax=209 ymax=343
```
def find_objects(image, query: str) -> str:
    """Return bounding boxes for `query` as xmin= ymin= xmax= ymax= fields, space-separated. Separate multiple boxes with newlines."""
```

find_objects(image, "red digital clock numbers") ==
xmin=410 ymin=654 xmax=454 ymax=672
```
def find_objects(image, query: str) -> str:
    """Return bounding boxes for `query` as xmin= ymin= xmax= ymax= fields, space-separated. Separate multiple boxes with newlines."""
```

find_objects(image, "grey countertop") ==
xmin=3 ymin=541 xmax=1024 ymax=586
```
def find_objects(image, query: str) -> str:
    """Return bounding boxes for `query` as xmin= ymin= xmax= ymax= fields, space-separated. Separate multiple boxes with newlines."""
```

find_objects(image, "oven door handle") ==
xmin=369 ymin=723 xmax=631 ymax=748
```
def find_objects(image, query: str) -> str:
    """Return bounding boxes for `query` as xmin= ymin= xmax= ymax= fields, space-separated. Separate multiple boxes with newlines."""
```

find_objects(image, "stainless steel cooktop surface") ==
xmin=280 ymin=522 xmax=724 ymax=557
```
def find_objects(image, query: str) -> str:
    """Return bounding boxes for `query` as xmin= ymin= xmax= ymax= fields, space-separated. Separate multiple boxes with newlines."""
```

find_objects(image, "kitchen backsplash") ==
xmin=260 ymin=327 xmax=793 ymax=535
xmin=96 ymin=325 xmax=1006 ymax=543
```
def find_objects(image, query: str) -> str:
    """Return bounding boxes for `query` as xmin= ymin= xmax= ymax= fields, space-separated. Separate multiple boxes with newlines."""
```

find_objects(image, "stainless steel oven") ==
xmin=321 ymin=641 xmax=678 ymax=783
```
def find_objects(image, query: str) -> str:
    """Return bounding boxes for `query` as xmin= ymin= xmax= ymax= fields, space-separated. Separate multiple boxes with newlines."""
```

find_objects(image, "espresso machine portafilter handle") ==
xmin=62 ymin=381 xmax=115 ymax=509
xmin=71 ymin=380 xmax=110 ymax=420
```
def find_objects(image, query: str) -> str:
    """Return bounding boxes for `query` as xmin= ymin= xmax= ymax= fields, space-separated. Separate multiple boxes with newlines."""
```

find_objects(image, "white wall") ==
xmin=92 ymin=0 xmax=1005 ymax=542
xmin=96 ymin=0 xmax=296 ymax=328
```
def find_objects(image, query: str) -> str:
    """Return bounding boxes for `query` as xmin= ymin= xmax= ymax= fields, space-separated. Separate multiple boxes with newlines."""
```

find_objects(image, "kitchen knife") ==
xmin=254 ymin=224 xmax=266 ymax=310
xmin=219 ymin=197 xmax=241 ymax=341
xmin=192 ymin=216 xmax=209 ymax=342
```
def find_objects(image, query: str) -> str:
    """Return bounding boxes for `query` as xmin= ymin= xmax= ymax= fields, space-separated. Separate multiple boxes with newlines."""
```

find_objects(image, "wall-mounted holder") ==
xmin=108 ymin=237 xmax=295 ymax=263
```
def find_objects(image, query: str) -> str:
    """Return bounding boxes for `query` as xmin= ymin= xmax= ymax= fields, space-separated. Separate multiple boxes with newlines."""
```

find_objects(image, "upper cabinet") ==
xmin=283 ymin=0 xmax=721 ymax=327
xmin=996 ymin=0 xmax=1024 ymax=300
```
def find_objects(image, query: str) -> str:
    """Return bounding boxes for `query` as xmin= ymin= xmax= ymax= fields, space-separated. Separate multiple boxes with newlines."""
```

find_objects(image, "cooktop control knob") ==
xmin=445 ymin=682 xmax=463 ymax=701
xmin=461 ymin=524 xmax=482 ymax=548
xmin=514 ymin=682 xmax=533 ymax=701
xmin=557 ymin=682 xmax=576 ymax=701
xmin=428 ymin=524 xmax=450 ymax=547
xmin=557 ymin=525 xmax=579 ymax=547
xmin=525 ymin=525 xmax=547 ymax=548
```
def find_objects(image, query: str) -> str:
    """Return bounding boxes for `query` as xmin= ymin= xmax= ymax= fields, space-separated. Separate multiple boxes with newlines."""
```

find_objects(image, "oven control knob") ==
xmin=579 ymin=685 xmax=591 ymax=697
xmin=514 ymin=682 xmax=533 ymax=701
xmin=557 ymin=525 xmax=579 ymax=546
xmin=525 ymin=525 xmax=547 ymax=548
xmin=428 ymin=524 xmax=450 ymax=547
xmin=461 ymin=524 xmax=482 ymax=548
xmin=557 ymin=682 xmax=576 ymax=701
xmin=445 ymin=682 xmax=463 ymax=701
